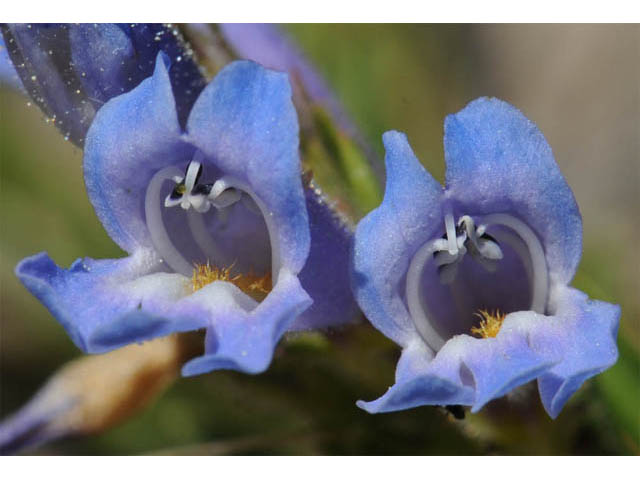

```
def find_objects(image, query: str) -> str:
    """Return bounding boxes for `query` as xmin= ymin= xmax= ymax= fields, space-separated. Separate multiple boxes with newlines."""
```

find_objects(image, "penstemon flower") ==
xmin=15 ymin=52 xmax=355 ymax=376
xmin=351 ymin=97 xmax=620 ymax=418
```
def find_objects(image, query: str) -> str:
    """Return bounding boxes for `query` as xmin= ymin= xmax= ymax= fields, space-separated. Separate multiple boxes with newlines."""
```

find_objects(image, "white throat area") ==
xmin=405 ymin=211 xmax=549 ymax=352
xmin=143 ymin=152 xmax=280 ymax=285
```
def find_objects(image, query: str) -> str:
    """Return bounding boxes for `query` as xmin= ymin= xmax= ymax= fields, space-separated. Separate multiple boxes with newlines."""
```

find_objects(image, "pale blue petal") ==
xmin=352 ymin=131 xmax=443 ymax=346
xmin=533 ymin=287 xmax=620 ymax=418
xmin=462 ymin=329 xmax=556 ymax=412
xmin=185 ymin=60 xmax=309 ymax=273
xmin=182 ymin=269 xmax=312 ymax=375
xmin=357 ymin=341 xmax=474 ymax=413
xmin=444 ymin=97 xmax=582 ymax=285
xmin=359 ymin=322 xmax=558 ymax=414
xmin=15 ymin=250 xmax=208 ymax=353
xmin=362 ymin=288 xmax=619 ymax=416
xmin=84 ymin=52 xmax=193 ymax=253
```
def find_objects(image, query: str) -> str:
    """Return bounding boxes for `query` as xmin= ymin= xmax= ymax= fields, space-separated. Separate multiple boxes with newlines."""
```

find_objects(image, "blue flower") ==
xmin=15 ymin=53 xmax=333 ymax=375
xmin=1 ymin=23 xmax=205 ymax=145
xmin=351 ymin=97 xmax=620 ymax=418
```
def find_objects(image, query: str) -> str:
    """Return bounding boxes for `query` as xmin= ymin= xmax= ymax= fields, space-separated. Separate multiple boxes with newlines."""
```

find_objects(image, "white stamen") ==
xmin=210 ymin=186 xmax=242 ymax=209
xmin=187 ymin=209 xmax=228 ymax=266
xmin=405 ymin=212 xmax=549 ymax=353
xmin=406 ymin=239 xmax=449 ymax=352
xmin=480 ymin=213 xmax=548 ymax=314
xmin=149 ymin=157 xmax=278 ymax=285
xmin=184 ymin=160 xmax=201 ymax=193
xmin=477 ymin=238 xmax=503 ymax=261
xmin=459 ymin=215 xmax=503 ymax=263
xmin=433 ymin=249 xmax=460 ymax=267
xmin=444 ymin=212 xmax=458 ymax=255
xmin=145 ymin=166 xmax=194 ymax=277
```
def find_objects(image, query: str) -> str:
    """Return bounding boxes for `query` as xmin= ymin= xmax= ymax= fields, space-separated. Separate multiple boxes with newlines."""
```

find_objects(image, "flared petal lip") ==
xmin=16 ymin=249 xmax=313 ymax=377
xmin=181 ymin=268 xmax=312 ymax=375
xmin=357 ymin=374 xmax=475 ymax=414
xmin=359 ymin=286 xmax=620 ymax=416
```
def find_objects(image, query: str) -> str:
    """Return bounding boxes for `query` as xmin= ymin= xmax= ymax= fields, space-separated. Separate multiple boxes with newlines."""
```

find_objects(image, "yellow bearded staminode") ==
xmin=191 ymin=262 xmax=272 ymax=301
xmin=471 ymin=309 xmax=506 ymax=339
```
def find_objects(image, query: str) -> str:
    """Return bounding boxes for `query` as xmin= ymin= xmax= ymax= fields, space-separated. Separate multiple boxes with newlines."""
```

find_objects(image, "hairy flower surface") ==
xmin=15 ymin=53 xmax=336 ymax=375
xmin=1 ymin=23 xmax=205 ymax=144
xmin=351 ymin=98 xmax=620 ymax=418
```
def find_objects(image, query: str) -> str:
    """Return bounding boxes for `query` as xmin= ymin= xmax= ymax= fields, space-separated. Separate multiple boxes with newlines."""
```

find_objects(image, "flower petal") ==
xmin=357 ymin=340 xmax=474 ymax=413
xmin=3 ymin=24 xmax=205 ymax=145
xmin=15 ymin=250 xmax=208 ymax=353
xmin=0 ymin=35 xmax=24 ymax=92
xmin=182 ymin=268 xmax=312 ymax=375
xmin=463 ymin=329 xmax=556 ymax=412
xmin=68 ymin=24 xmax=137 ymax=102
xmin=292 ymin=188 xmax=360 ymax=330
xmin=84 ymin=52 xmax=193 ymax=253
xmin=533 ymin=287 xmax=620 ymax=418
xmin=185 ymin=60 xmax=309 ymax=273
xmin=359 ymin=315 xmax=560 ymax=414
xmin=444 ymin=97 xmax=582 ymax=286
xmin=2 ymin=23 xmax=96 ymax=145
xmin=351 ymin=131 xmax=443 ymax=346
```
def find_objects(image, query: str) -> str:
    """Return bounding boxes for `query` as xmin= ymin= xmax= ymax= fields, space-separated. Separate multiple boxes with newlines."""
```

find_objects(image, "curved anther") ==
xmin=209 ymin=183 xmax=242 ymax=209
xmin=458 ymin=215 xmax=504 ymax=263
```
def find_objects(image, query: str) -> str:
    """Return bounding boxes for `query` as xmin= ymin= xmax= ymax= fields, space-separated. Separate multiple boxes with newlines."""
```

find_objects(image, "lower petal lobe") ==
xmin=15 ymin=250 xmax=207 ymax=353
xmin=182 ymin=269 xmax=312 ymax=375
xmin=533 ymin=287 xmax=620 ymax=418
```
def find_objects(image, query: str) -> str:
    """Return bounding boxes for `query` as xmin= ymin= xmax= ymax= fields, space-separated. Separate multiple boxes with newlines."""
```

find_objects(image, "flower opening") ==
xmin=406 ymin=211 xmax=548 ymax=352
xmin=144 ymin=154 xmax=276 ymax=306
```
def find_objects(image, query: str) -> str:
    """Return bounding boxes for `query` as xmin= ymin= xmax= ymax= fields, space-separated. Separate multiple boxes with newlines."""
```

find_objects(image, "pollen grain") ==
xmin=191 ymin=262 xmax=272 ymax=301
xmin=471 ymin=309 xmax=506 ymax=339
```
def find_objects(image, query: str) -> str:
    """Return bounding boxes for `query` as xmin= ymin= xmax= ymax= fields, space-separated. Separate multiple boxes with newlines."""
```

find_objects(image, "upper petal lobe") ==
xmin=186 ymin=60 xmax=309 ymax=274
xmin=84 ymin=53 xmax=193 ymax=253
xmin=444 ymin=97 xmax=582 ymax=286
xmin=351 ymin=131 xmax=443 ymax=346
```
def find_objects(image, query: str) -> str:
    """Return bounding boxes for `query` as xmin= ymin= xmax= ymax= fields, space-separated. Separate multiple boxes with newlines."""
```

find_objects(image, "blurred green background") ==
xmin=1 ymin=24 xmax=638 ymax=454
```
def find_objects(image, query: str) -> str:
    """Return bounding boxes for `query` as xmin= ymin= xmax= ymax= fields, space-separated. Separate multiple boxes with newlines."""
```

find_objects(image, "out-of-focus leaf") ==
xmin=301 ymin=106 xmax=382 ymax=218
xmin=308 ymin=107 xmax=382 ymax=217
